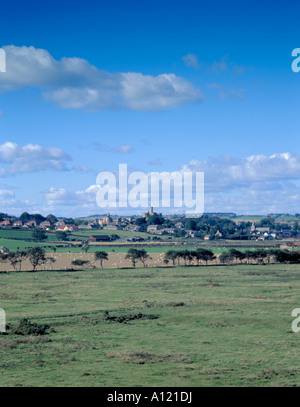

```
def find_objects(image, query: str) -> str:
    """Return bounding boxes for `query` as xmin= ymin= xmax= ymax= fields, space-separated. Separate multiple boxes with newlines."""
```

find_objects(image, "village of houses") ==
xmin=0 ymin=208 xmax=300 ymax=271
xmin=0 ymin=208 xmax=300 ymax=245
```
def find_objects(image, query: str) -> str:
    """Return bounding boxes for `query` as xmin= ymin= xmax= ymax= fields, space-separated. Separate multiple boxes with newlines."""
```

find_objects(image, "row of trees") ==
xmin=163 ymin=248 xmax=300 ymax=267
xmin=125 ymin=249 xmax=150 ymax=267
xmin=0 ymin=247 xmax=53 ymax=272
xmin=66 ymin=247 xmax=300 ymax=271
xmin=164 ymin=249 xmax=215 ymax=266
xmin=2 ymin=246 xmax=299 ymax=273
xmin=219 ymin=248 xmax=300 ymax=265
xmin=72 ymin=248 xmax=215 ymax=269
xmin=72 ymin=249 xmax=150 ymax=269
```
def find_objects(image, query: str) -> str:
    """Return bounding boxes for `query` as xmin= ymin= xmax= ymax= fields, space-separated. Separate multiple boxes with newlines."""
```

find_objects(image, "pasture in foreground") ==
xmin=0 ymin=264 xmax=300 ymax=387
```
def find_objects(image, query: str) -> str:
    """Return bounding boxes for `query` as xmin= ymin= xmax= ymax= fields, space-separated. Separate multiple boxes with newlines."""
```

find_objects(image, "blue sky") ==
xmin=0 ymin=0 xmax=300 ymax=216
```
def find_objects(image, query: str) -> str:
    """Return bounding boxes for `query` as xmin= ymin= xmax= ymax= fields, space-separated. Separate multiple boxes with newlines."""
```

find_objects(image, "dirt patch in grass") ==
xmin=165 ymin=301 xmax=185 ymax=307
xmin=104 ymin=311 xmax=159 ymax=323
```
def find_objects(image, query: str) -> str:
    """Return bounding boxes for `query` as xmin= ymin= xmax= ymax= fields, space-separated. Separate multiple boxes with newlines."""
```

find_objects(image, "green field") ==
xmin=71 ymin=230 xmax=154 ymax=240
xmin=0 ymin=229 xmax=161 ymax=252
xmin=1 ymin=264 xmax=300 ymax=387
xmin=0 ymin=230 xmax=35 ymax=240
xmin=234 ymin=215 xmax=300 ymax=224
xmin=0 ymin=238 xmax=54 ymax=251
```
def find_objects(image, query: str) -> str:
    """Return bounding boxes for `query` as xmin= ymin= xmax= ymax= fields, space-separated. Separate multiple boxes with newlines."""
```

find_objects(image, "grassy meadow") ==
xmin=1 ymin=263 xmax=300 ymax=387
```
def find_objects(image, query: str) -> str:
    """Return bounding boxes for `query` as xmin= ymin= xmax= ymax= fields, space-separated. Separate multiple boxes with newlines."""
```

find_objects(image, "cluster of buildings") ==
xmin=0 ymin=218 xmax=79 ymax=231
xmin=249 ymin=224 xmax=300 ymax=241
xmin=0 ymin=219 xmax=51 ymax=229
xmin=0 ymin=210 xmax=299 ymax=242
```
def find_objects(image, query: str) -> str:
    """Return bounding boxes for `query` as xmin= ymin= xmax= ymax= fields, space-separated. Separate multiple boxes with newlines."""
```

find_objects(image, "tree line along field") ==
xmin=1 ymin=264 xmax=300 ymax=387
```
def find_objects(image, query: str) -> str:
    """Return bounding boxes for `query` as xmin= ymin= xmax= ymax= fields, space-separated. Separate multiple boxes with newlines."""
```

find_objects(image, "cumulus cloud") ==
xmin=44 ymin=185 xmax=100 ymax=207
xmin=204 ymin=188 xmax=300 ymax=214
xmin=0 ymin=186 xmax=39 ymax=213
xmin=0 ymin=188 xmax=17 ymax=205
xmin=41 ymin=152 xmax=300 ymax=215
xmin=0 ymin=141 xmax=72 ymax=176
xmin=0 ymin=45 xmax=202 ymax=111
xmin=179 ymin=152 xmax=300 ymax=214
xmin=181 ymin=152 xmax=300 ymax=191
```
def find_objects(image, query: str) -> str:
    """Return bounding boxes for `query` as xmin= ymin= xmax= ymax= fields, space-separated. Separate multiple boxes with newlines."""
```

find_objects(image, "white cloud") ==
xmin=181 ymin=152 xmax=300 ymax=190
xmin=44 ymin=185 xmax=100 ymax=207
xmin=40 ymin=152 xmax=300 ymax=215
xmin=120 ymin=72 xmax=201 ymax=111
xmin=0 ymin=187 xmax=39 ymax=214
xmin=180 ymin=152 xmax=300 ymax=214
xmin=0 ymin=141 xmax=72 ymax=176
xmin=0 ymin=45 xmax=202 ymax=111
xmin=0 ymin=188 xmax=16 ymax=205
xmin=204 ymin=183 xmax=300 ymax=215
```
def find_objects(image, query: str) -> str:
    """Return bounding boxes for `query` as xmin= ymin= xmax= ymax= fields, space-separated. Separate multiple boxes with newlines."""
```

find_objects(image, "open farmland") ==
xmin=1 ymin=263 xmax=300 ymax=387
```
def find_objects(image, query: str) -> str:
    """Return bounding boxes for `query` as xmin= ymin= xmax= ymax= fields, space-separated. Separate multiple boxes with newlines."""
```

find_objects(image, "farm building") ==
xmin=103 ymin=225 xmax=122 ymax=230
xmin=147 ymin=225 xmax=160 ymax=233
xmin=88 ymin=235 xmax=111 ymax=242
xmin=124 ymin=224 xmax=142 ymax=232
